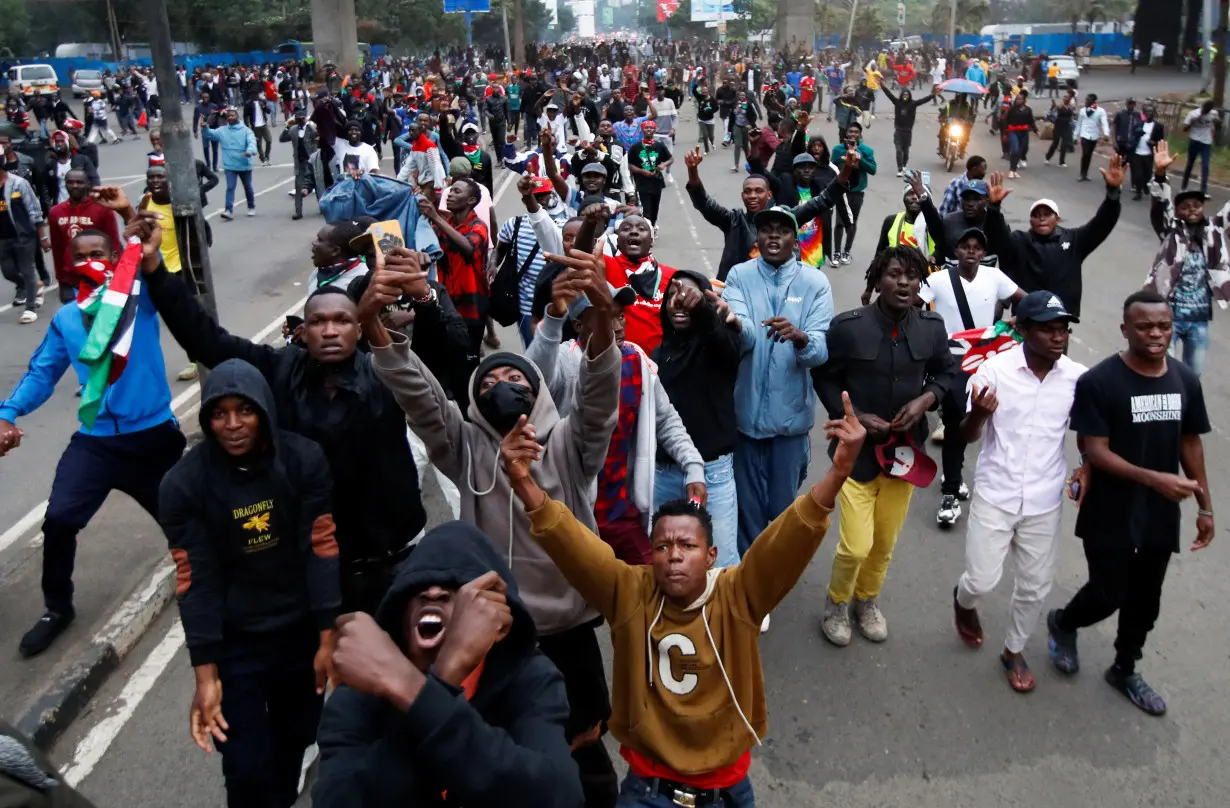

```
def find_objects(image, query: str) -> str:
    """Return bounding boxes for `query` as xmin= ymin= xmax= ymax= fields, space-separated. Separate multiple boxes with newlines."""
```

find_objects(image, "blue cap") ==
xmin=962 ymin=179 xmax=989 ymax=197
xmin=1015 ymin=290 xmax=1079 ymax=324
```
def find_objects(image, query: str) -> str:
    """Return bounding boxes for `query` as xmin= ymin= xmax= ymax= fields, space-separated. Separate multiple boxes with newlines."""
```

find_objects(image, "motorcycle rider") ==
xmin=938 ymin=93 xmax=975 ymax=161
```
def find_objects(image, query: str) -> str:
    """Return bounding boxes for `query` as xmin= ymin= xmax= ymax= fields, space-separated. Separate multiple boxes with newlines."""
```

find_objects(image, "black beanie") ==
xmin=473 ymin=353 xmax=541 ymax=399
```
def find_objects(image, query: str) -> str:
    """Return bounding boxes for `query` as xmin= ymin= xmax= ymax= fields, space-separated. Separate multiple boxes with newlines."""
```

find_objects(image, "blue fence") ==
xmin=0 ymin=51 xmax=291 ymax=86
xmin=814 ymin=31 xmax=1134 ymax=59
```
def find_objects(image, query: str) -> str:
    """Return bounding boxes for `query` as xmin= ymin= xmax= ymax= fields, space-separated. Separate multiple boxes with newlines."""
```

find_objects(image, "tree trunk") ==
xmin=513 ymin=0 xmax=525 ymax=70
xmin=1214 ymin=0 xmax=1228 ymax=107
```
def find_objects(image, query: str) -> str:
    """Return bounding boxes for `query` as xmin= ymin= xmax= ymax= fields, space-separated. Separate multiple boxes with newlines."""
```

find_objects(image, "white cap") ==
xmin=1030 ymin=198 xmax=1060 ymax=216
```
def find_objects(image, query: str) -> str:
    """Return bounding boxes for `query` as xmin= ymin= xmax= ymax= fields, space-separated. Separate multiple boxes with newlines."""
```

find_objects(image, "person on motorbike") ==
xmin=938 ymin=94 xmax=974 ymax=160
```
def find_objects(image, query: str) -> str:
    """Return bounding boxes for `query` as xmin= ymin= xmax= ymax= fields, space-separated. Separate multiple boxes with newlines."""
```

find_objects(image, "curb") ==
xmin=16 ymin=562 xmax=176 ymax=750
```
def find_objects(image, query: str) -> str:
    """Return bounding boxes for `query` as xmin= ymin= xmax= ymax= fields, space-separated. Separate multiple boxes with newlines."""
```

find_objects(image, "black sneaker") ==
xmin=1105 ymin=666 xmax=1167 ymax=716
xmin=1046 ymin=608 xmax=1079 ymax=674
xmin=19 ymin=610 xmax=75 ymax=657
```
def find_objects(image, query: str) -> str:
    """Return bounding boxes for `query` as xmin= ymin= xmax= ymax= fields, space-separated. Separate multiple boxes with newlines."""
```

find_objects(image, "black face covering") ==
xmin=476 ymin=381 xmax=534 ymax=434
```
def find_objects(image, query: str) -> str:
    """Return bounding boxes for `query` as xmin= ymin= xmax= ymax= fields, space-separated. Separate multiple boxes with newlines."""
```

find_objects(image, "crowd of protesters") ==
xmin=0 ymin=31 xmax=1222 ymax=808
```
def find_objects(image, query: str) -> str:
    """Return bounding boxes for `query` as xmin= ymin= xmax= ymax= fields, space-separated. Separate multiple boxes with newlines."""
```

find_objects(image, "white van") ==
xmin=6 ymin=64 xmax=61 ymax=96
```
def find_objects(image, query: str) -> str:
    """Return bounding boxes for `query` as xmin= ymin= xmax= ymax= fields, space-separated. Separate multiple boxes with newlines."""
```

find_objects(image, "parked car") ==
xmin=71 ymin=69 xmax=104 ymax=98
xmin=1048 ymin=54 xmax=1080 ymax=89
xmin=5 ymin=64 xmax=60 ymax=96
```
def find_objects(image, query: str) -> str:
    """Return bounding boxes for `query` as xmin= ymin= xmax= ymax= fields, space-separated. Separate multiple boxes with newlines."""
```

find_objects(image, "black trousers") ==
xmin=834 ymin=190 xmax=863 ymax=253
xmin=939 ymin=370 xmax=971 ymax=496
xmin=1046 ymin=123 xmax=1073 ymax=164
xmin=538 ymin=621 xmax=617 ymax=808
xmin=1131 ymin=153 xmax=1154 ymax=195
xmin=817 ymin=207 xmax=834 ymax=264
xmin=1057 ymin=544 xmax=1173 ymax=672
xmin=638 ymin=186 xmax=663 ymax=225
xmin=42 ymin=422 xmax=185 ymax=613
xmin=216 ymin=622 xmax=323 ymax=808
xmin=1079 ymin=137 xmax=1099 ymax=179
xmin=893 ymin=128 xmax=912 ymax=170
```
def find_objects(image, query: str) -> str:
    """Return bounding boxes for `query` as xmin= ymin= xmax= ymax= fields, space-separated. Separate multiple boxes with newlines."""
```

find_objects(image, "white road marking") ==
xmin=61 ymin=621 xmax=185 ymax=787
xmin=492 ymin=168 xmax=517 ymax=204
xmin=0 ymin=501 xmax=49 ymax=557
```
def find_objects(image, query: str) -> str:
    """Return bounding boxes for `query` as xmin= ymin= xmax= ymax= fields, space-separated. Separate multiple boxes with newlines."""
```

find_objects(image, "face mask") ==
xmin=476 ymin=381 xmax=534 ymax=434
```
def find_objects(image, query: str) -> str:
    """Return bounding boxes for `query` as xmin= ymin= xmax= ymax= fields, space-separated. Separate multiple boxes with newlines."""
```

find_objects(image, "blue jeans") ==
xmin=733 ymin=433 xmax=810 ymax=556
xmin=518 ymin=313 xmax=536 ymax=347
xmin=1170 ymin=318 xmax=1209 ymax=376
xmin=617 ymin=773 xmax=755 ymax=807
xmin=1008 ymin=131 xmax=1027 ymax=171
xmin=654 ymin=453 xmax=739 ymax=568
xmin=225 ymin=169 xmax=256 ymax=212
xmin=1183 ymin=141 xmax=1212 ymax=194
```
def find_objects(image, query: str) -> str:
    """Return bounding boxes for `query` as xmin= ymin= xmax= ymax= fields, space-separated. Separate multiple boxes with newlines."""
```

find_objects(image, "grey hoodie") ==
xmin=370 ymin=332 xmax=620 ymax=636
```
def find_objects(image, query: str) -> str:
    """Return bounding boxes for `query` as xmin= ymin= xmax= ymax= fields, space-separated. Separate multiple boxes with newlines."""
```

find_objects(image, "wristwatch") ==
xmin=410 ymin=287 xmax=438 ymax=307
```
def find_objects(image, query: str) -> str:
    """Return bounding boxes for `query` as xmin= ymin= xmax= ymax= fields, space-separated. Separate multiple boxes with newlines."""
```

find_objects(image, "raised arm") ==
xmin=1073 ymin=155 xmax=1123 ymax=259
xmin=361 ymin=250 xmax=470 ymax=481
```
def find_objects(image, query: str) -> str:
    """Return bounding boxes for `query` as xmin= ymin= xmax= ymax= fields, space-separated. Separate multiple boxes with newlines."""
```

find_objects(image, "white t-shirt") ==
xmin=539 ymin=112 xmax=568 ymax=148
xmin=332 ymin=140 xmax=380 ymax=176
xmin=251 ymin=100 xmax=266 ymax=127
xmin=918 ymin=265 xmax=1019 ymax=349
xmin=652 ymin=97 xmax=677 ymax=132
xmin=1185 ymin=108 xmax=1219 ymax=145
xmin=1136 ymin=120 xmax=1156 ymax=155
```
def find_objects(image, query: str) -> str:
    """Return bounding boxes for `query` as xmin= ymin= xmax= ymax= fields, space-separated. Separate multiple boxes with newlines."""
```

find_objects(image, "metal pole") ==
xmin=465 ymin=9 xmax=474 ymax=48
xmin=140 ymin=0 xmax=219 ymax=327
xmin=106 ymin=0 xmax=124 ymax=62
xmin=948 ymin=0 xmax=957 ymax=50
xmin=502 ymin=2 xmax=513 ymax=72
xmin=845 ymin=0 xmax=859 ymax=51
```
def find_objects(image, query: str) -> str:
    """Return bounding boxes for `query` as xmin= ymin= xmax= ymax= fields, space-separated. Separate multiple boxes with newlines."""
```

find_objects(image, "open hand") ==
xmin=500 ymin=414 xmax=542 ymax=483
xmin=827 ymin=391 xmax=867 ymax=476
xmin=986 ymin=170 xmax=1012 ymax=204
xmin=189 ymin=670 xmax=227 ymax=753
xmin=1153 ymin=140 xmax=1178 ymax=173
xmin=1099 ymin=153 xmax=1125 ymax=187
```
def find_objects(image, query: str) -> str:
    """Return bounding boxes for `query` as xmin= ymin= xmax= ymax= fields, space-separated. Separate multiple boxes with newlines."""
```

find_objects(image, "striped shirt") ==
xmin=498 ymin=207 xmax=572 ymax=315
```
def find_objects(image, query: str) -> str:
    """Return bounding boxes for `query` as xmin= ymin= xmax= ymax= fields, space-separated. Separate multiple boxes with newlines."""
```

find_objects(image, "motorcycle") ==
xmin=941 ymin=120 xmax=965 ymax=171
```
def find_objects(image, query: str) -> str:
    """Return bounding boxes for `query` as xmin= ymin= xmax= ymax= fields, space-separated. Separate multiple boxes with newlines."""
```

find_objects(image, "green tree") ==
xmin=851 ymin=3 xmax=884 ymax=41
xmin=929 ymin=0 xmax=989 ymax=36
xmin=0 ymin=0 xmax=32 ymax=55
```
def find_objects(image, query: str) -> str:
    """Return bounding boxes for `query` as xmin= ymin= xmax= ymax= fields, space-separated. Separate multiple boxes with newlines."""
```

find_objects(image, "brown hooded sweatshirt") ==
xmin=526 ymin=488 xmax=833 ymax=775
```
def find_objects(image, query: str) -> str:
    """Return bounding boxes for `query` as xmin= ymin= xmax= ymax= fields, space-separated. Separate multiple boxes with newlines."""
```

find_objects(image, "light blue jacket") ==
xmin=723 ymin=257 xmax=834 ymax=439
xmin=0 ymin=284 xmax=175 ymax=436
xmin=203 ymin=123 xmax=257 ymax=171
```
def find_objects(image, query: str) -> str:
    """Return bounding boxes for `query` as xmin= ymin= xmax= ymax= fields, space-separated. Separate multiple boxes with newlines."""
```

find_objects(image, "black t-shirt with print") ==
xmin=628 ymin=140 xmax=671 ymax=190
xmin=1070 ymin=354 xmax=1210 ymax=552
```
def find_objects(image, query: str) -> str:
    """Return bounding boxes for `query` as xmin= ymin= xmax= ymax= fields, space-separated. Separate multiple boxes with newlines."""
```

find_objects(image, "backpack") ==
xmin=487 ymin=216 xmax=539 ymax=326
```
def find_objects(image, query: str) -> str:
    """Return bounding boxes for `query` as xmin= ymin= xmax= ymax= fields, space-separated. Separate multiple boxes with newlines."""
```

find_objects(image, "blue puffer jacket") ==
xmin=319 ymin=173 xmax=443 ymax=263
xmin=723 ymin=256 xmax=835 ymax=439
xmin=203 ymin=122 xmax=257 ymax=171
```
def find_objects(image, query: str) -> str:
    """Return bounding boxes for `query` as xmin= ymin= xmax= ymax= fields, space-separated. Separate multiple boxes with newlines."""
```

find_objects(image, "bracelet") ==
xmin=411 ymin=287 xmax=437 ymax=305
xmin=1198 ymin=509 xmax=1215 ymax=518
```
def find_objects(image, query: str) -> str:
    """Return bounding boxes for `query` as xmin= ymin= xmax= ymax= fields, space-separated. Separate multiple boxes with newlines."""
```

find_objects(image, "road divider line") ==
xmin=61 ymin=621 xmax=185 ymax=787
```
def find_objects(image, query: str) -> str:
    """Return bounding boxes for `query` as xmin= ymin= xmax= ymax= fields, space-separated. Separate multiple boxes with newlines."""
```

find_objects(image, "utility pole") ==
xmin=513 ymin=0 xmax=526 ymax=69
xmin=845 ymin=0 xmax=859 ymax=50
xmin=1201 ymin=0 xmax=1213 ymax=89
xmin=1215 ymin=0 xmax=1229 ymax=106
xmin=502 ymin=0 xmax=513 ymax=72
xmin=105 ymin=0 xmax=124 ymax=62
xmin=948 ymin=0 xmax=957 ymax=50
xmin=141 ymin=0 xmax=219 ymax=328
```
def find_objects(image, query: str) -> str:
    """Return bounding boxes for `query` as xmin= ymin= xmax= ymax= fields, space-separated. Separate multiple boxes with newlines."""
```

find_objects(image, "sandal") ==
xmin=1001 ymin=653 xmax=1036 ymax=693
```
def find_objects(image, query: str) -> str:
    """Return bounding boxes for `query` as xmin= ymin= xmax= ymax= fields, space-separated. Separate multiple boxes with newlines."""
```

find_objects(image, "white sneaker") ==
xmin=35 ymin=282 xmax=45 ymax=306
xmin=18 ymin=310 xmax=37 ymax=324
xmin=939 ymin=474 xmax=970 ymax=500
xmin=287 ymin=189 xmax=296 ymax=197
xmin=853 ymin=598 xmax=888 ymax=642
xmin=821 ymin=596 xmax=851 ymax=646
xmin=220 ymin=210 xmax=234 ymax=220
xmin=895 ymin=169 xmax=903 ymax=177
xmin=1019 ymin=160 xmax=1027 ymax=169
xmin=247 ymin=209 xmax=256 ymax=217
xmin=760 ymin=614 xmax=770 ymax=633
xmin=176 ymin=364 xmax=199 ymax=381
xmin=937 ymin=494 xmax=962 ymax=526
xmin=931 ymin=422 xmax=945 ymax=443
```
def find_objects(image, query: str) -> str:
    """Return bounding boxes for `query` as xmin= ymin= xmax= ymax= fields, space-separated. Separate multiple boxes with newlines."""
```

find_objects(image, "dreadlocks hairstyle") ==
xmin=864 ymin=244 xmax=929 ymax=290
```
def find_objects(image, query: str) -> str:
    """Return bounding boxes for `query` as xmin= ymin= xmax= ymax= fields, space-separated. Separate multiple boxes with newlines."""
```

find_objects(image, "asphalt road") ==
xmin=8 ymin=77 xmax=1230 ymax=807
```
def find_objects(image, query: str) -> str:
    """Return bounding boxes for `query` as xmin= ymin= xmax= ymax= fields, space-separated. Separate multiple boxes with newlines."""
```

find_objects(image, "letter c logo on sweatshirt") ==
xmin=658 ymin=634 xmax=698 ymax=695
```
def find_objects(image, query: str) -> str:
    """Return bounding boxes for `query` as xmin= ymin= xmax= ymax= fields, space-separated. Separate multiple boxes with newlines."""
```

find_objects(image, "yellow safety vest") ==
xmin=887 ymin=212 xmax=934 ymax=254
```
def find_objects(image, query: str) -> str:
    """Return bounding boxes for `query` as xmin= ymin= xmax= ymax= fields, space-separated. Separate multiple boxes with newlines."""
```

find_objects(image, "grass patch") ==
xmin=1165 ymin=133 xmax=1230 ymax=186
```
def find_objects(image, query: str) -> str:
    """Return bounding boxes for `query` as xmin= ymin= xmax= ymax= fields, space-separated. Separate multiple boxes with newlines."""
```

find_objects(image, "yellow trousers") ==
xmin=828 ymin=475 xmax=915 ymax=604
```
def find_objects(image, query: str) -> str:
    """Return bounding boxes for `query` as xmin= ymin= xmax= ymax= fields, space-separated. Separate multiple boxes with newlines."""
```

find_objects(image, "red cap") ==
xmin=873 ymin=434 xmax=937 ymax=487
xmin=528 ymin=175 xmax=553 ymax=194
xmin=488 ymin=73 xmax=498 ymax=81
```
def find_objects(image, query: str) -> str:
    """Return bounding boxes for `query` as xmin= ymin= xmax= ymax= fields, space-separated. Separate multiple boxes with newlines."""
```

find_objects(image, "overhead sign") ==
xmin=602 ymin=5 xmax=613 ymax=24
xmin=443 ymin=0 xmax=490 ymax=11
xmin=691 ymin=0 xmax=736 ymax=22
xmin=896 ymin=1 xmax=905 ymax=25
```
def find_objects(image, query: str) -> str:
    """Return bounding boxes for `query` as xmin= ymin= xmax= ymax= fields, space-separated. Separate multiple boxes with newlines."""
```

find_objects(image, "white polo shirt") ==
xmin=967 ymin=346 xmax=1087 ymax=515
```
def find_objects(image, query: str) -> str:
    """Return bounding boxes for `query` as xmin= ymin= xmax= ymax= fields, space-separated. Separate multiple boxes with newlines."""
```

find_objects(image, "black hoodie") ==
xmin=158 ymin=359 xmax=341 ymax=667
xmin=313 ymin=521 xmax=582 ymax=808
xmin=143 ymin=264 xmax=431 ymax=568
xmin=652 ymin=269 xmax=742 ymax=462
